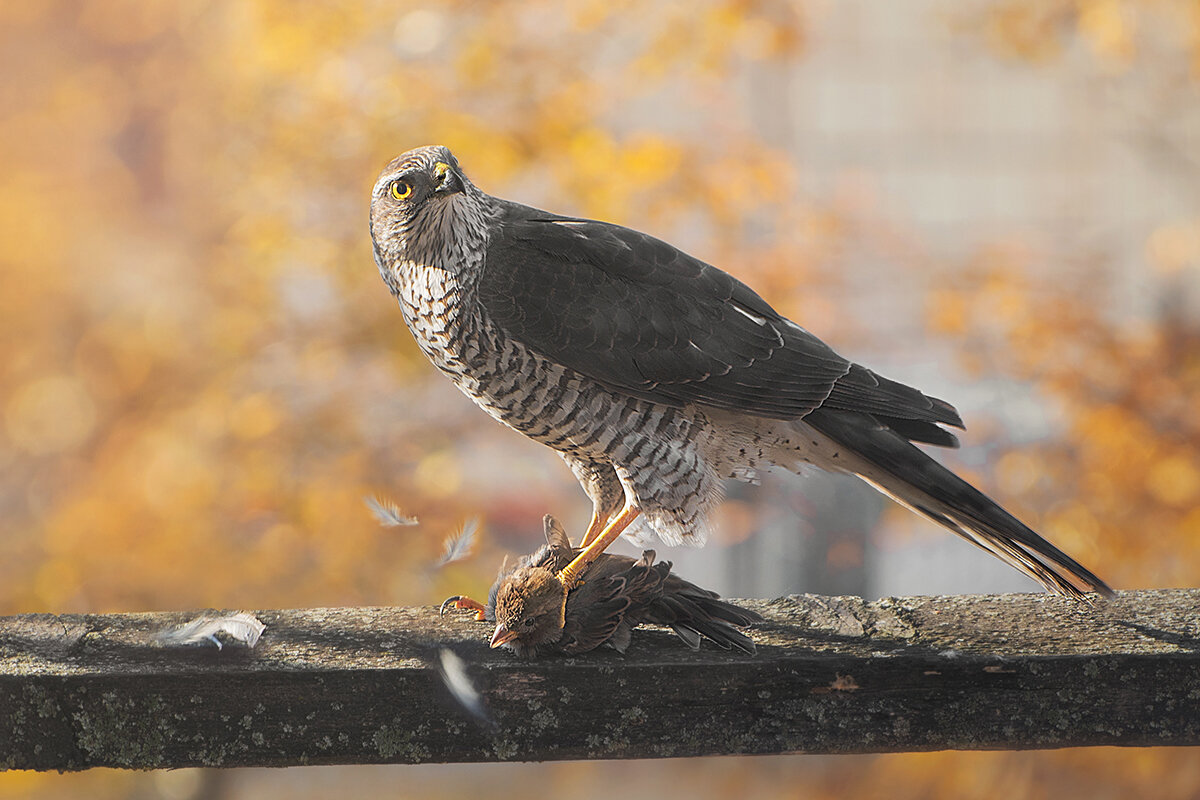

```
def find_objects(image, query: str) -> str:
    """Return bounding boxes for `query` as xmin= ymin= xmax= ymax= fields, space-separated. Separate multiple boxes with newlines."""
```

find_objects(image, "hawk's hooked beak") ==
xmin=433 ymin=161 xmax=463 ymax=195
xmin=490 ymin=622 xmax=518 ymax=648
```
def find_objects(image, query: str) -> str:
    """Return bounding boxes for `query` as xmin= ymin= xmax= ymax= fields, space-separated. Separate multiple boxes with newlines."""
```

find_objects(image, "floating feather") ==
xmin=434 ymin=517 xmax=479 ymax=568
xmin=365 ymin=495 xmax=419 ymax=527
xmin=437 ymin=648 xmax=492 ymax=727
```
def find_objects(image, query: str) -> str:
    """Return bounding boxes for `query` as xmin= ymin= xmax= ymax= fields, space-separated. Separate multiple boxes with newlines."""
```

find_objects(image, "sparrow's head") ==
xmin=490 ymin=565 xmax=567 ymax=656
xmin=369 ymin=145 xmax=489 ymax=291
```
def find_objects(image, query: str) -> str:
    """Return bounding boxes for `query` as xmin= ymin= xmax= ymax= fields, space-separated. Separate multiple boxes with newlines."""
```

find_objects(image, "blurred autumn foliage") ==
xmin=1 ymin=0 xmax=1199 ymax=798
xmin=929 ymin=260 xmax=1200 ymax=589
xmin=0 ymin=0 xmax=819 ymax=616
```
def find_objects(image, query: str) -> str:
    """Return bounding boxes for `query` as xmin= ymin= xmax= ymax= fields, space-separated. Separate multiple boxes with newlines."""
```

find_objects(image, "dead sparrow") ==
xmin=443 ymin=516 xmax=762 ymax=657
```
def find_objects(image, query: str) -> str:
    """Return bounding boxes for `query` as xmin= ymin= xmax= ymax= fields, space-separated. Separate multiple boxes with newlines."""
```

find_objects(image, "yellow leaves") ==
xmin=75 ymin=325 xmax=152 ymax=399
xmin=927 ymin=288 xmax=969 ymax=336
xmin=981 ymin=1 xmax=1067 ymax=63
xmin=139 ymin=429 xmax=219 ymax=512
xmin=622 ymin=136 xmax=684 ymax=185
xmin=392 ymin=8 xmax=449 ymax=58
xmin=76 ymin=0 xmax=174 ymax=46
xmin=33 ymin=558 xmax=80 ymax=609
xmin=706 ymin=5 xmax=756 ymax=65
xmin=1181 ymin=506 xmax=1200 ymax=540
xmin=932 ymin=238 xmax=1200 ymax=589
xmin=414 ymin=449 xmax=463 ymax=499
xmin=229 ymin=214 xmax=292 ymax=262
xmin=700 ymin=151 xmax=789 ymax=215
xmin=1044 ymin=504 xmax=1102 ymax=548
xmin=1147 ymin=220 xmax=1200 ymax=275
xmin=0 ymin=170 xmax=66 ymax=271
xmin=0 ymin=5 xmax=48 ymax=27
xmin=634 ymin=2 xmax=804 ymax=79
xmin=552 ymin=129 xmax=689 ymax=222
xmin=4 ymin=374 xmax=97 ymax=456
xmin=3 ymin=1 xmax=757 ymax=623
xmin=1074 ymin=405 xmax=1158 ymax=478
xmin=976 ymin=0 xmax=1200 ymax=71
xmin=211 ymin=306 xmax=267 ymax=357
xmin=229 ymin=393 xmax=281 ymax=440
xmin=976 ymin=266 xmax=1033 ymax=327
xmin=454 ymin=29 xmax=499 ymax=86
xmin=50 ymin=63 xmax=133 ymax=142
xmin=1191 ymin=1 xmax=1200 ymax=77
xmin=739 ymin=14 xmax=804 ymax=60
xmin=1077 ymin=0 xmax=1137 ymax=65
xmin=994 ymin=451 xmax=1041 ymax=496
xmin=569 ymin=0 xmax=624 ymax=31
xmin=246 ymin=13 xmax=330 ymax=77
xmin=1146 ymin=454 xmax=1200 ymax=507
xmin=566 ymin=127 xmax=619 ymax=179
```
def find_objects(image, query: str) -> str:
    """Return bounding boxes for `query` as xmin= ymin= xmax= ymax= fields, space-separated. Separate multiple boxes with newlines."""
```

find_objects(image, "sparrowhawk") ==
xmin=369 ymin=145 xmax=1111 ymax=602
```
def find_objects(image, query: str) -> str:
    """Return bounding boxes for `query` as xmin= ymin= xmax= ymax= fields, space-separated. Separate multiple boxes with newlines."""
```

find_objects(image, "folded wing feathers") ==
xmin=487 ymin=211 xmax=963 ymax=441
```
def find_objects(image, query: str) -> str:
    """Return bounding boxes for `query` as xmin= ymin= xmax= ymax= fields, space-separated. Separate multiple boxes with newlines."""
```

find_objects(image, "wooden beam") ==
xmin=3 ymin=589 xmax=1199 ymax=770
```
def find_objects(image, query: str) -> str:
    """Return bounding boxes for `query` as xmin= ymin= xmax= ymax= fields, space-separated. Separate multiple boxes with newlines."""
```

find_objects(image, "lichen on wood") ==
xmin=2 ymin=590 xmax=1199 ymax=771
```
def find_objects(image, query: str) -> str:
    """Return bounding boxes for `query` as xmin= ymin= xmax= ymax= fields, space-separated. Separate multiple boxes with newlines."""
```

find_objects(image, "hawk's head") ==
xmin=369 ymin=145 xmax=488 ymax=288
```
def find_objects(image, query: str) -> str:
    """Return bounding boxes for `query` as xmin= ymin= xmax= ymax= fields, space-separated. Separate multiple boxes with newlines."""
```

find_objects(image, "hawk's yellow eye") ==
xmin=390 ymin=179 xmax=413 ymax=200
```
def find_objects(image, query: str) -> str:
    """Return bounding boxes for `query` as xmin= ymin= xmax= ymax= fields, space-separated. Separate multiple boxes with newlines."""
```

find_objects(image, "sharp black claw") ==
xmin=439 ymin=596 xmax=463 ymax=616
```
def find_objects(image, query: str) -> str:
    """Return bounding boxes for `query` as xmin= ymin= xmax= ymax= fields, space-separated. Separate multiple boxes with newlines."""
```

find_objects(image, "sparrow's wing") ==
xmin=559 ymin=586 xmax=628 ymax=654
xmin=560 ymin=552 xmax=672 ymax=654
xmin=645 ymin=569 xmax=764 ymax=654
xmin=615 ymin=550 xmax=673 ymax=610
xmin=537 ymin=515 xmax=576 ymax=573
xmin=558 ymin=555 xmax=637 ymax=654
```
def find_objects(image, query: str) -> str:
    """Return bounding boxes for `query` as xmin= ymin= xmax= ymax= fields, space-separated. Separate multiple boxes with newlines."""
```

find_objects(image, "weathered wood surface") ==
xmin=2 ymin=589 xmax=1199 ymax=770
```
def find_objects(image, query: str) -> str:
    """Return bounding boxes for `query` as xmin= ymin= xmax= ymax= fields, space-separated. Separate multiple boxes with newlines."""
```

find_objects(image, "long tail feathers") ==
xmin=647 ymin=580 xmax=764 ymax=654
xmin=804 ymin=408 xmax=1113 ymax=600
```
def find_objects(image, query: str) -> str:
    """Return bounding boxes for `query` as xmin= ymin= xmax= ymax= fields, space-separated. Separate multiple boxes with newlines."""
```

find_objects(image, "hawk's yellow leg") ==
xmin=578 ymin=508 xmax=613 ymax=548
xmin=556 ymin=503 xmax=642 ymax=590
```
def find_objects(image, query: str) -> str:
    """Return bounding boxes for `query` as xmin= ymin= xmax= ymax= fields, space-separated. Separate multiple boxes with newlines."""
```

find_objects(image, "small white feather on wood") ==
xmin=154 ymin=612 xmax=266 ymax=650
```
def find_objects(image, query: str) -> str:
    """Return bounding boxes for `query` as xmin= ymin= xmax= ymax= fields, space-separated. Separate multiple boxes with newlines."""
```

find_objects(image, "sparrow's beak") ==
xmin=490 ymin=622 xmax=519 ymax=648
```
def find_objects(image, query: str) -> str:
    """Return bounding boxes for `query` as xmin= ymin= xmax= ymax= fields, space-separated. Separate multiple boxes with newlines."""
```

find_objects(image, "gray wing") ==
xmin=479 ymin=205 xmax=962 ymax=445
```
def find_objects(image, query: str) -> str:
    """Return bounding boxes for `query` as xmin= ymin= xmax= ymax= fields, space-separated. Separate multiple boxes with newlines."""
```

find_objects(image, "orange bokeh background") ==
xmin=2 ymin=1 xmax=1198 ymax=797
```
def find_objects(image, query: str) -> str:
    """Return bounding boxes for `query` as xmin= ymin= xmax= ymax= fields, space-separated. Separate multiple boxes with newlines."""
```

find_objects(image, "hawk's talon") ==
xmin=440 ymin=595 xmax=488 ymax=621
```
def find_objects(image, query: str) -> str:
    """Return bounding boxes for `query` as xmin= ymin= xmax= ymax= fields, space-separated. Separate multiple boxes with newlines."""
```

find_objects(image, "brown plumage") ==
xmin=459 ymin=516 xmax=762 ymax=658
